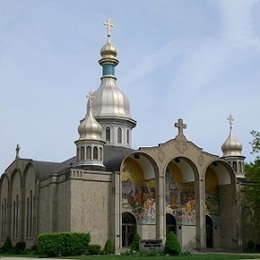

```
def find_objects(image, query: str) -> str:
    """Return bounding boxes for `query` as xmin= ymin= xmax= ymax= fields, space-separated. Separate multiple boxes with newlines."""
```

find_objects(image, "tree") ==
xmin=244 ymin=130 xmax=260 ymax=209
xmin=164 ymin=231 xmax=181 ymax=256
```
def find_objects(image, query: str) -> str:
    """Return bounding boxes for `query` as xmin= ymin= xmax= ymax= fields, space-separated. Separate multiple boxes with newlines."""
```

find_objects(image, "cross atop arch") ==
xmin=174 ymin=118 xmax=187 ymax=136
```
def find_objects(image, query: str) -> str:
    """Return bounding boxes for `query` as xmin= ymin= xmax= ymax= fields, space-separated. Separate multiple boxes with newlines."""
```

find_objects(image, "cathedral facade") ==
xmin=0 ymin=20 xmax=255 ymax=253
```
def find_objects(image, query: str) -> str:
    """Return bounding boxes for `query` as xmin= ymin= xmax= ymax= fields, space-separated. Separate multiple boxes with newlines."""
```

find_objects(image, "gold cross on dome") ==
xmin=175 ymin=118 xmax=187 ymax=136
xmin=227 ymin=114 xmax=234 ymax=129
xmin=103 ymin=18 xmax=114 ymax=41
xmin=87 ymin=91 xmax=95 ymax=107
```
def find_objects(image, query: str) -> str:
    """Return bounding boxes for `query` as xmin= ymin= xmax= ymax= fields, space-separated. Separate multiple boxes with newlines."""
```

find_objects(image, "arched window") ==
xmin=80 ymin=146 xmax=85 ymax=160
xmin=86 ymin=146 xmax=91 ymax=159
xmin=106 ymin=127 xmax=111 ymax=143
xmin=127 ymin=130 xmax=130 ymax=144
xmin=99 ymin=147 xmax=103 ymax=160
xmin=122 ymin=212 xmax=136 ymax=247
xmin=93 ymin=147 xmax=98 ymax=159
xmin=232 ymin=161 xmax=237 ymax=172
xmin=166 ymin=214 xmax=177 ymax=235
xmin=118 ymin=128 xmax=122 ymax=144
xmin=239 ymin=162 xmax=242 ymax=172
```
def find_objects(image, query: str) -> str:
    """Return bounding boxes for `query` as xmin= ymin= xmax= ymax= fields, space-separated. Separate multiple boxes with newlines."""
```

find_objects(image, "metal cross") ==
xmin=87 ymin=91 xmax=95 ymax=108
xmin=227 ymin=114 xmax=234 ymax=129
xmin=174 ymin=118 xmax=187 ymax=136
xmin=103 ymin=18 xmax=114 ymax=40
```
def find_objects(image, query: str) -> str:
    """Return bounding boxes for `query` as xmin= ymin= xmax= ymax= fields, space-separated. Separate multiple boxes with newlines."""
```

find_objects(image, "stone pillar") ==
xmin=111 ymin=171 xmax=121 ymax=254
xmin=156 ymin=172 xmax=165 ymax=241
xmin=196 ymin=177 xmax=206 ymax=250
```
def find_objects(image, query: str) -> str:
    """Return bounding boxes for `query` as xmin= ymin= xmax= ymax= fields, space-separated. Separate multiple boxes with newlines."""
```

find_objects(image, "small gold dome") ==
xmin=100 ymin=42 xmax=117 ymax=59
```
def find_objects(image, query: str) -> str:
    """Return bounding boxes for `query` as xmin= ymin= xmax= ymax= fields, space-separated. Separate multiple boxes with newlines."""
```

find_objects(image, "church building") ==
xmin=0 ymin=20 xmax=256 ymax=253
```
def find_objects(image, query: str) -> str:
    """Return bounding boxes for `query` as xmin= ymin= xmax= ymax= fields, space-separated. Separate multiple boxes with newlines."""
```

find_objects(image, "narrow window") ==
xmin=106 ymin=127 xmax=111 ymax=143
xmin=87 ymin=146 xmax=91 ymax=159
xmin=232 ymin=161 xmax=237 ymax=172
xmin=26 ymin=197 xmax=29 ymax=237
xmin=30 ymin=190 xmax=33 ymax=237
xmin=127 ymin=130 xmax=130 ymax=144
xmin=99 ymin=147 xmax=103 ymax=161
xmin=118 ymin=128 xmax=122 ymax=144
xmin=80 ymin=146 xmax=85 ymax=160
xmin=93 ymin=146 xmax=98 ymax=159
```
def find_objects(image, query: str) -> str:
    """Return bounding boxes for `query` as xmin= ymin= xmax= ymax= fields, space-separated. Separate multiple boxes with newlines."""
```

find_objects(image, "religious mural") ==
xmin=121 ymin=159 xmax=156 ymax=224
xmin=165 ymin=165 xmax=196 ymax=225
xmin=205 ymin=168 xmax=220 ymax=225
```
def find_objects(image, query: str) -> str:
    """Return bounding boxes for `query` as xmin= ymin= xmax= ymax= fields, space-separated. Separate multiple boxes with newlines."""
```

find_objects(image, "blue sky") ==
xmin=1 ymin=0 xmax=260 ymax=174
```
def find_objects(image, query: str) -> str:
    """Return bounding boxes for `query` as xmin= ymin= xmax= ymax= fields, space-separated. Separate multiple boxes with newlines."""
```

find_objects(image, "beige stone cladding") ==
xmin=69 ymin=169 xmax=112 ymax=248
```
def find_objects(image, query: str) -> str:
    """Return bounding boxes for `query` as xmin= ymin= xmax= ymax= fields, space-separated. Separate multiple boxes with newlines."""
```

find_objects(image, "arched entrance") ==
xmin=166 ymin=213 xmax=177 ymax=235
xmin=206 ymin=215 xmax=213 ymax=248
xmin=122 ymin=212 xmax=136 ymax=247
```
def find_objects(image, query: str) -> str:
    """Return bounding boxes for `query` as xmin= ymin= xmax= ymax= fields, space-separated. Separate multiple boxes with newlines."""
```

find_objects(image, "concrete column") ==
xmin=156 ymin=173 xmax=165 ymax=241
xmin=196 ymin=177 xmax=206 ymax=250
xmin=111 ymin=171 xmax=121 ymax=254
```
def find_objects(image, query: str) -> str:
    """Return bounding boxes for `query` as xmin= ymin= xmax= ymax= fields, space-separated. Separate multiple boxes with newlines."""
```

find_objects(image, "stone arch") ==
xmin=23 ymin=163 xmax=36 ymax=239
xmin=204 ymin=160 xmax=237 ymax=250
xmin=0 ymin=174 xmax=10 ymax=240
xmin=10 ymin=169 xmax=22 ymax=240
xmin=164 ymin=156 xmax=199 ymax=249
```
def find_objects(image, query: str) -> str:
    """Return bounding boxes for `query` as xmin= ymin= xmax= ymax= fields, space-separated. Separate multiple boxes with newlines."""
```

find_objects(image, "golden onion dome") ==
xmin=221 ymin=115 xmax=243 ymax=157
xmin=221 ymin=131 xmax=243 ymax=157
xmin=78 ymin=93 xmax=103 ymax=141
xmin=100 ymin=42 xmax=117 ymax=59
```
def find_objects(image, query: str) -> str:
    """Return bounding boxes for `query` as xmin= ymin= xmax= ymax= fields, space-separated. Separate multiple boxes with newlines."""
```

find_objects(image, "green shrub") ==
xmin=164 ymin=231 xmax=181 ymax=256
xmin=130 ymin=233 xmax=141 ymax=251
xmin=86 ymin=244 xmax=101 ymax=255
xmin=247 ymin=240 xmax=255 ymax=252
xmin=37 ymin=232 xmax=90 ymax=257
xmin=103 ymin=239 xmax=114 ymax=254
xmin=13 ymin=241 xmax=26 ymax=253
xmin=2 ymin=236 xmax=13 ymax=253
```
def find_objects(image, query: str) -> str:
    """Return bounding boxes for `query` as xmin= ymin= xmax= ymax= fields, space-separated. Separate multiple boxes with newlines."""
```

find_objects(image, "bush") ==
xmin=86 ymin=244 xmax=101 ymax=255
xmin=37 ymin=232 xmax=90 ymax=257
xmin=164 ymin=231 xmax=181 ymax=256
xmin=130 ymin=233 xmax=141 ymax=251
xmin=1 ymin=236 xmax=13 ymax=253
xmin=103 ymin=239 xmax=114 ymax=254
xmin=247 ymin=240 xmax=255 ymax=252
xmin=13 ymin=242 xmax=26 ymax=254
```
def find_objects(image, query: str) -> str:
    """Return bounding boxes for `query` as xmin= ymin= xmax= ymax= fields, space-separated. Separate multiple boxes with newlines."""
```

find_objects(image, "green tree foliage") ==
xmin=86 ymin=244 xmax=101 ymax=255
xmin=103 ymin=239 xmax=114 ymax=254
xmin=130 ymin=233 xmax=141 ymax=251
xmin=1 ymin=236 xmax=13 ymax=253
xmin=244 ymin=130 xmax=260 ymax=209
xmin=164 ymin=231 xmax=181 ymax=256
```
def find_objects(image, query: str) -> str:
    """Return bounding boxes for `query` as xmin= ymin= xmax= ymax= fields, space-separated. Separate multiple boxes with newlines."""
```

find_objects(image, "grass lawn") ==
xmin=68 ymin=253 xmax=260 ymax=260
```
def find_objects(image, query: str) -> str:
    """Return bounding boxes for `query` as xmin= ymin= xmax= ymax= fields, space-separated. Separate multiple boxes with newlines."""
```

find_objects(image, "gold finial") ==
xmin=103 ymin=18 xmax=114 ymax=42
xmin=227 ymin=114 xmax=234 ymax=130
xmin=174 ymin=118 xmax=187 ymax=136
xmin=87 ymin=91 xmax=95 ymax=108
xmin=15 ymin=144 xmax=20 ymax=159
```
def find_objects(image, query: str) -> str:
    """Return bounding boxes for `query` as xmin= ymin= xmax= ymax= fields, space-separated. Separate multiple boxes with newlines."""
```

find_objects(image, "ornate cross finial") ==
xmin=87 ymin=91 xmax=95 ymax=108
xmin=15 ymin=144 xmax=20 ymax=159
xmin=174 ymin=118 xmax=187 ymax=136
xmin=227 ymin=114 xmax=234 ymax=130
xmin=103 ymin=18 xmax=114 ymax=41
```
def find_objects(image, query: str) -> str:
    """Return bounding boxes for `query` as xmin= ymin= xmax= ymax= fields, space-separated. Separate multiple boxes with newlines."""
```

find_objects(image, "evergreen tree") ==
xmin=164 ymin=231 xmax=181 ymax=256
